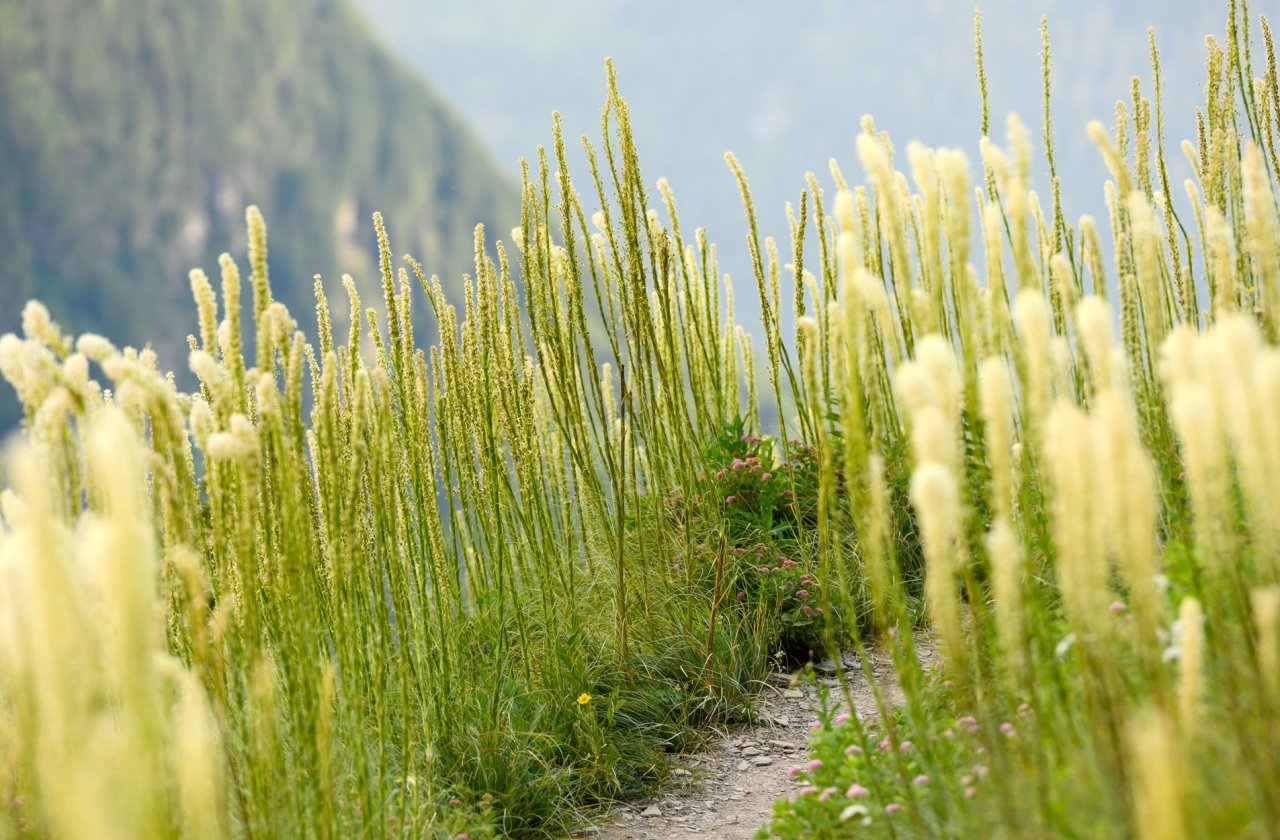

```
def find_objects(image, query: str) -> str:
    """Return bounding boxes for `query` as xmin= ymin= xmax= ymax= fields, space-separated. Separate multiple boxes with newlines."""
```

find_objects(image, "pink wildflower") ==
xmin=846 ymin=783 xmax=870 ymax=798
xmin=884 ymin=803 xmax=903 ymax=814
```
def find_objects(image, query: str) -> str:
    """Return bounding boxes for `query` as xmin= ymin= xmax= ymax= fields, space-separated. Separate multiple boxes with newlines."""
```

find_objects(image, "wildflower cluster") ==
xmin=730 ymin=542 xmax=829 ymax=660
xmin=653 ymin=417 xmax=847 ymax=662
xmin=701 ymin=420 xmax=790 ymax=539
xmin=768 ymin=686 xmax=1023 ymax=837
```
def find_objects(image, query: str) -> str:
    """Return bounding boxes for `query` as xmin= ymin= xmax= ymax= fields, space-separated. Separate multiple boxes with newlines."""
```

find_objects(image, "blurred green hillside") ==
xmin=0 ymin=0 xmax=518 ymax=429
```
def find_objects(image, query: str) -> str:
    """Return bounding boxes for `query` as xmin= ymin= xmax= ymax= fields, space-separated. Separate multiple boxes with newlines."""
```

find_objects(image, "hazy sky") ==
xmin=355 ymin=0 xmax=1240 ymax=325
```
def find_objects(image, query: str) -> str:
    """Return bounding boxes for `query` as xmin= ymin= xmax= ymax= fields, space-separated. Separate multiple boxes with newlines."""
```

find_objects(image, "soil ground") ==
xmin=583 ymin=646 xmax=921 ymax=840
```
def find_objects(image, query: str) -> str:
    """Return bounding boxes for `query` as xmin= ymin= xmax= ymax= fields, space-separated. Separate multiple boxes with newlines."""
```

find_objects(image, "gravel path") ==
xmin=585 ymin=649 xmax=909 ymax=840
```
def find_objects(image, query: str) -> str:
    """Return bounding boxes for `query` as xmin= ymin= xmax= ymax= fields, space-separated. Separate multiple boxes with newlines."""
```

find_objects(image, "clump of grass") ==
xmin=0 ymin=60 xmax=842 ymax=838
xmin=766 ymin=1 xmax=1280 ymax=837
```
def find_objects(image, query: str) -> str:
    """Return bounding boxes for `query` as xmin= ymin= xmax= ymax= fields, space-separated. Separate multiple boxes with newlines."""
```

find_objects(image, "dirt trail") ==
xmin=585 ymin=648 xmax=911 ymax=840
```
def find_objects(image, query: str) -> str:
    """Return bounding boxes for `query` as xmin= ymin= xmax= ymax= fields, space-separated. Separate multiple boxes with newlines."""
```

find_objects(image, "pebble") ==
xmin=782 ymin=688 xmax=804 ymax=699
xmin=641 ymin=804 xmax=662 ymax=817
xmin=736 ymin=761 xmax=750 ymax=771
xmin=750 ymin=756 xmax=774 ymax=766
xmin=741 ymin=746 xmax=763 ymax=756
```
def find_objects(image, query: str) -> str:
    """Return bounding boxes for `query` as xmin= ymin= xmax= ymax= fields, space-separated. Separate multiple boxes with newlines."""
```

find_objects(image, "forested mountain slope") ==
xmin=0 ymin=0 xmax=518 ymax=427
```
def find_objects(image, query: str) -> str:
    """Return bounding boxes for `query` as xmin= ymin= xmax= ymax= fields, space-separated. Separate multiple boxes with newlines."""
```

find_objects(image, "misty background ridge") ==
xmin=0 ymin=0 xmax=519 ymax=429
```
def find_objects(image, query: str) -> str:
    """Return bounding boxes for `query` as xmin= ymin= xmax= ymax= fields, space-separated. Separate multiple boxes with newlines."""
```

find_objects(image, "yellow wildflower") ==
xmin=576 ymin=693 xmax=592 ymax=706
